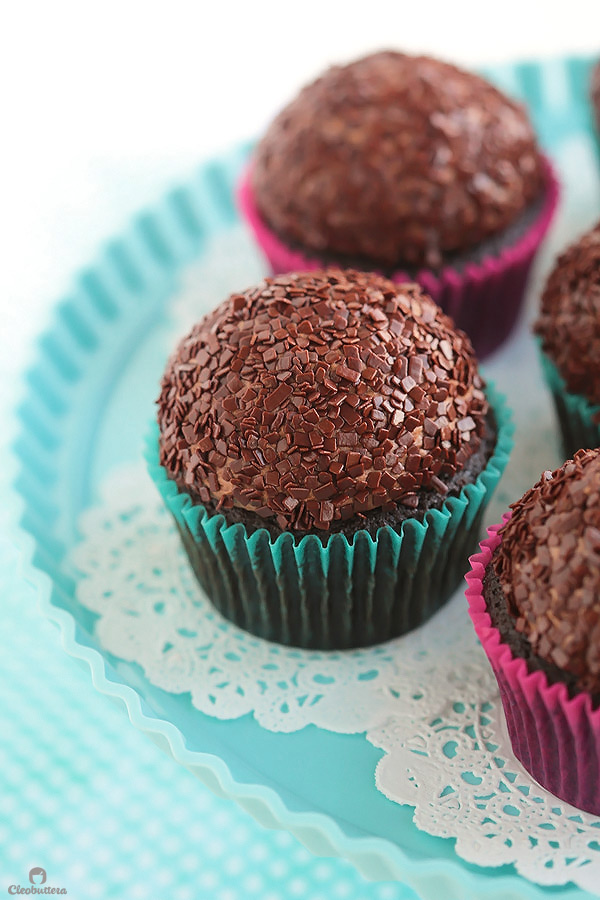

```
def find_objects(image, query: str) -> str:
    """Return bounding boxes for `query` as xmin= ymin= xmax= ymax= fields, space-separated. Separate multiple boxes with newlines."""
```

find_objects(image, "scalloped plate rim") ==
xmin=7 ymin=55 xmax=599 ymax=900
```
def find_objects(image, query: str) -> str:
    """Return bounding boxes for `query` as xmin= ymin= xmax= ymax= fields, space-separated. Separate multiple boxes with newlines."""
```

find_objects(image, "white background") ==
xmin=1 ymin=0 xmax=599 ymax=378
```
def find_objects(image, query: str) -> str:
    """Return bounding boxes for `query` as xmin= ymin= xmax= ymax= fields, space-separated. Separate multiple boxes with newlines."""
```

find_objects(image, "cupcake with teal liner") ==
xmin=467 ymin=449 xmax=600 ymax=815
xmin=535 ymin=221 xmax=600 ymax=459
xmin=149 ymin=269 xmax=512 ymax=649
xmin=238 ymin=50 xmax=559 ymax=359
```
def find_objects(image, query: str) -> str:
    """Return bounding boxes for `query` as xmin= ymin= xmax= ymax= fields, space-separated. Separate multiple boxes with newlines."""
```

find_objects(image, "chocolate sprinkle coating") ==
xmin=158 ymin=269 xmax=489 ymax=533
xmin=200 ymin=410 xmax=496 ymax=540
xmin=252 ymin=51 xmax=543 ymax=269
xmin=493 ymin=448 xmax=600 ymax=696
xmin=484 ymin=563 xmax=600 ymax=705
xmin=535 ymin=221 xmax=600 ymax=406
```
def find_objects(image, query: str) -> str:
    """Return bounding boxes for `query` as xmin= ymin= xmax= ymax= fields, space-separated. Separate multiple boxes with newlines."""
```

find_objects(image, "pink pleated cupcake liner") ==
xmin=466 ymin=517 xmax=600 ymax=815
xmin=238 ymin=156 xmax=560 ymax=359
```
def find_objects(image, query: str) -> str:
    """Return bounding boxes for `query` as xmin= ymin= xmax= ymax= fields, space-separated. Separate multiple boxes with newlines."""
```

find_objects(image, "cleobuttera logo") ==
xmin=7 ymin=868 xmax=66 ymax=895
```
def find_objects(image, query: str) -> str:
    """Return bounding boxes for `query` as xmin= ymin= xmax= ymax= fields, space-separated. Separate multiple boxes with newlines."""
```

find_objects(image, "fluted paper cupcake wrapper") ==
xmin=539 ymin=349 xmax=600 ymax=460
xmin=466 ymin=519 xmax=600 ymax=815
xmin=145 ymin=386 xmax=512 ymax=650
xmin=237 ymin=156 xmax=559 ymax=360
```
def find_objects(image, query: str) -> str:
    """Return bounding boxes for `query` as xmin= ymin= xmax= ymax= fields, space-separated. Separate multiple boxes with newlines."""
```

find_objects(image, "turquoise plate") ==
xmin=11 ymin=56 xmax=600 ymax=900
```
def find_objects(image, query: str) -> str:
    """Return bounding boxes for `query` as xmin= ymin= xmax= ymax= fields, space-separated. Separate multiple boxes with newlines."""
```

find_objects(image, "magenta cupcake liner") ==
xmin=466 ymin=518 xmax=600 ymax=815
xmin=238 ymin=156 xmax=559 ymax=359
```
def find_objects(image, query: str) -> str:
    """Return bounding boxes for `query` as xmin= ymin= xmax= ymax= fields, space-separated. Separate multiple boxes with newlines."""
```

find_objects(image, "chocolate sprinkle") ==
xmin=252 ymin=51 xmax=543 ymax=270
xmin=535 ymin=221 xmax=600 ymax=406
xmin=158 ymin=269 xmax=488 ymax=533
xmin=493 ymin=448 xmax=600 ymax=695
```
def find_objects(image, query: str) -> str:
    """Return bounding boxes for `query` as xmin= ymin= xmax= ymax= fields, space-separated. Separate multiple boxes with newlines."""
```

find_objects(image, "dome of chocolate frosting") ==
xmin=493 ymin=448 xmax=600 ymax=695
xmin=251 ymin=51 xmax=543 ymax=269
xmin=158 ymin=269 xmax=489 ymax=533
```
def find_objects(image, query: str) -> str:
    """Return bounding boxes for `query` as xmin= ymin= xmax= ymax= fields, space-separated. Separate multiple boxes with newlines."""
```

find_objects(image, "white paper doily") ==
xmin=369 ymin=655 xmax=600 ymax=893
xmin=71 ymin=465 xmax=402 ymax=734
xmin=71 ymin=459 xmax=600 ymax=892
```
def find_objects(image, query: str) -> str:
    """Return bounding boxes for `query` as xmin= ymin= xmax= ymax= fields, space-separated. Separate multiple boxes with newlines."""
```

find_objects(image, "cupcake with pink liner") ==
xmin=466 ymin=448 xmax=600 ymax=814
xmin=238 ymin=50 xmax=559 ymax=359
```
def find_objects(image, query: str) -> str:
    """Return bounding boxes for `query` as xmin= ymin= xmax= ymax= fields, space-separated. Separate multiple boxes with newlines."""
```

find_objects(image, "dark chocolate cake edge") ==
xmin=483 ymin=559 xmax=600 ymax=708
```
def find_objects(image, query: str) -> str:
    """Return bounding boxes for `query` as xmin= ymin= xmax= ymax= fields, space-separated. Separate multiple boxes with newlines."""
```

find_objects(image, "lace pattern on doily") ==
xmin=71 ymin=461 xmax=600 ymax=892
xmin=71 ymin=466 xmax=402 ymax=734
xmin=369 ymin=655 xmax=600 ymax=892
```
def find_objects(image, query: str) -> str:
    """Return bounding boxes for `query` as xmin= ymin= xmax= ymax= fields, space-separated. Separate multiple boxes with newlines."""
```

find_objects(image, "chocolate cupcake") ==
xmin=238 ymin=51 xmax=559 ymax=358
xmin=467 ymin=449 xmax=600 ymax=814
xmin=535 ymin=221 xmax=600 ymax=459
xmin=148 ymin=269 xmax=512 ymax=649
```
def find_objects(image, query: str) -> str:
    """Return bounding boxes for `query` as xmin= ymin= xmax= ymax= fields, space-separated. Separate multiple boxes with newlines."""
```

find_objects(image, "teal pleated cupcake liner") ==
xmin=539 ymin=349 xmax=600 ymax=460
xmin=145 ymin=384 xmax=512 ymax=651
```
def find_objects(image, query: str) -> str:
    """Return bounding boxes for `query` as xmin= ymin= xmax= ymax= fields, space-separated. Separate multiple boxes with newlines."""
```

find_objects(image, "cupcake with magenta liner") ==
xmin=238 ymin=51 xmax=559 ymax=359
xmin=535 ymin=221 xmax=600 ymax=460
xmin=467 ymin=449 xmax=600 ymax=814
xmin=148 ymin=269 xmax=512 ymax=650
